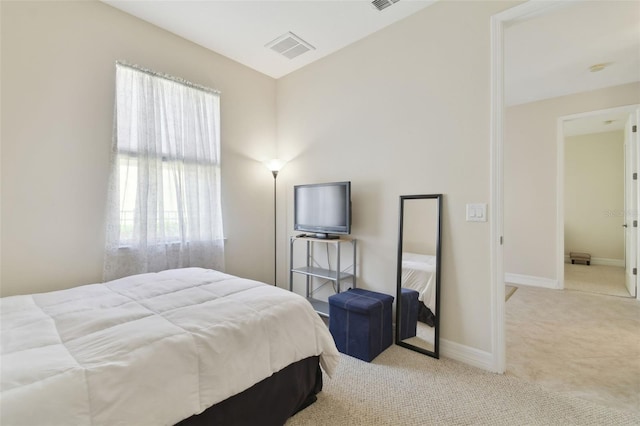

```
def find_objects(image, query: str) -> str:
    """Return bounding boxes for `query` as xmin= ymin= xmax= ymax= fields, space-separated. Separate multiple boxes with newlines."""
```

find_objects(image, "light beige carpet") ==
xmin=506 ymin=285 xmax=640 ymax=413
xmin=287 ymin=345 xmax=640 ymax=425
xmin=564 ymin=263 xmax=631 ymax=298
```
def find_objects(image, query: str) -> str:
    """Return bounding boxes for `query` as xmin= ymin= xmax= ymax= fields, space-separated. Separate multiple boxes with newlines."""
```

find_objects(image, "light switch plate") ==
xmin=466 ymin=203 xmax=487 ymax=222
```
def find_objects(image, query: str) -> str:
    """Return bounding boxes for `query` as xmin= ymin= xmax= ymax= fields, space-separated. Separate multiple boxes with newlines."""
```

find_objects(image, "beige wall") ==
xmin=1 ymin=1 xmax=278 ymax=296
xmin=564 ymin=131 xmax=624 ymax=261
xmin=505 ymin=83 xmax=640 ymax=279
xmin=277 ymin=0 xmax=514 ymax=353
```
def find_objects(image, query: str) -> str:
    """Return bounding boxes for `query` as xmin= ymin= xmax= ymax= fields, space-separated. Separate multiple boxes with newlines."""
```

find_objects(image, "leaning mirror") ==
xmin=395 ymin=194 xmax=442 ymax=358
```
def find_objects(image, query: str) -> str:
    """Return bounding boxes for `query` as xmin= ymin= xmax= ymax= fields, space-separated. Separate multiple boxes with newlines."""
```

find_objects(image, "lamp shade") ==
xmin=265 ymin=159 xmax=285 ymax=173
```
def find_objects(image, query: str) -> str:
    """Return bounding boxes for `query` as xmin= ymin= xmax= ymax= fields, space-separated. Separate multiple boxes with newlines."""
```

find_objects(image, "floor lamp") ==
xmin=266 ymin=159 xmax=285 ymax=286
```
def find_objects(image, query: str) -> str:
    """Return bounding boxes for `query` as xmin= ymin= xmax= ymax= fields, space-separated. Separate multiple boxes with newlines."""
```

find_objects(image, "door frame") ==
xmin=557 ymin=105 xmax=640 ymax=295
xmin=490 ymin=0 xmax=597 ymax=374
xmin=491 ymin=0 xmax=640 ymax=373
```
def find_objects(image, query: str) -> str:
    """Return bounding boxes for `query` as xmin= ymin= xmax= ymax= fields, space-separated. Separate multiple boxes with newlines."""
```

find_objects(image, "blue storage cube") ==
xmin=328 ymin=288 xmax=394 ymax=362
xmin=399 ymin=288 xmax=419 ymax=340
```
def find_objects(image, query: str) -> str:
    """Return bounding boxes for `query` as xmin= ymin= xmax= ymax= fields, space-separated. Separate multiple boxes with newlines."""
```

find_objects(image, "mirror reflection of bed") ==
xmin=401 ymin=253 xmax=437 ymax=351
xmin=396 ymin=195 xmax=442 ymax=358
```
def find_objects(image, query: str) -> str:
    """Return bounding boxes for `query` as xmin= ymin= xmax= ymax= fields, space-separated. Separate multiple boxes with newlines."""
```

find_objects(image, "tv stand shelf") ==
xmin=306 ymin=298 xmax=330 ymax=317
xmin=290 ymin=266 xmax=353 ymax=281
xmin=289 ymin=236 xmax=356 ymax=317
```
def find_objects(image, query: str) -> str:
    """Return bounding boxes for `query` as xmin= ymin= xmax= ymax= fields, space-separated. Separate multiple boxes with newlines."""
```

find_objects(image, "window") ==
xmin=117 ymin=156 xmax=197 ymax=243
xmin=104 ymin=63 xmax=224 ymax=280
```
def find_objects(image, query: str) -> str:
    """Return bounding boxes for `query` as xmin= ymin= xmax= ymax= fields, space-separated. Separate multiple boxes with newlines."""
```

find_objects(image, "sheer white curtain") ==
xmin=104 ymin=63 xmax=224 ymax=281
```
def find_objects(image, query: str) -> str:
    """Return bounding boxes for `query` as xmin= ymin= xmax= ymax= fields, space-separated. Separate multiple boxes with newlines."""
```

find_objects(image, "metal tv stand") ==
xmin=289 ymin=235 xmax=357 ymax=317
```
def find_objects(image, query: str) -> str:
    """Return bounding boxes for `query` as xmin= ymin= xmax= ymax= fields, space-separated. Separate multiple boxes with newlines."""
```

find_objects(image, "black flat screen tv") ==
xmin=294 ymin=181 xmax=351 ymax=239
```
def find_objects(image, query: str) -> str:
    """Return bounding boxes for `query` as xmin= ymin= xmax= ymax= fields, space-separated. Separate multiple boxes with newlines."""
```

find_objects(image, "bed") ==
xmin=401 ymin=252 xmax=437 ymax=326
xmin=0 ymin=268 xmax=340 ymax=425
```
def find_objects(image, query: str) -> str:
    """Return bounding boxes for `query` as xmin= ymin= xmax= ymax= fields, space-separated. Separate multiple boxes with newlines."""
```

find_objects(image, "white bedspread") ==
xmin=1 ymin=268 xmax=340 ymax=426
xmin=401 ymin=252 xmax=437 ymax=314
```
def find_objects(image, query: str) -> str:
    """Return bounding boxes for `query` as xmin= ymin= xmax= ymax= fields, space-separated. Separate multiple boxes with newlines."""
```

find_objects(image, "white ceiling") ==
xmin=504 ymin=0 xmax=640 ymax=107
xmin=103 ymin=0 xmax=639 ymax=111
xmin=563 ymin=111 xmax=629 ymax=137
xmin=103 ymin=0 xmax=436 ymax=79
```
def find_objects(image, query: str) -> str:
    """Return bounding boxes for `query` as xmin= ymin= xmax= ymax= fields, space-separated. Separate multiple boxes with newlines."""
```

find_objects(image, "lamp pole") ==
xmin=272 ymin=169 xmax=278 ymax=286
xmin=266 ymin=159 xmax=284 ymax=286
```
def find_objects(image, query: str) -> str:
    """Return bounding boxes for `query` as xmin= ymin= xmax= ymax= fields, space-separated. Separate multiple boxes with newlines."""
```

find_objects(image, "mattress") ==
xmin=401 ymin=252 xmax=437 ymax=314
xmin=0 ymin=268 xmax=340 ymax=425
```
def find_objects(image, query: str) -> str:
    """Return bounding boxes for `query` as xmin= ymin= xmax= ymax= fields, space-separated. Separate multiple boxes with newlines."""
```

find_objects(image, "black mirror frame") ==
xmin=395 ymin=194 xmax=442 ymax=359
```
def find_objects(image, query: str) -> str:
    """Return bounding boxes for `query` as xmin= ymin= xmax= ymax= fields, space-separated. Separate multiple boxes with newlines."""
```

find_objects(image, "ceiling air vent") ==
xmin=372 ymin=0 xmax=400 ymax=11
xmin=266 ymin=32 xmax=316 ymax=60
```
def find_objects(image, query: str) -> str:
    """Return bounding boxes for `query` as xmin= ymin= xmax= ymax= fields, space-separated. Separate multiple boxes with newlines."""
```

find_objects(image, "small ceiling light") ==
xmin=604 ymin=120 xmax=615 ymax=125
xmin=589 ymin=63 xmax=612 ymax=73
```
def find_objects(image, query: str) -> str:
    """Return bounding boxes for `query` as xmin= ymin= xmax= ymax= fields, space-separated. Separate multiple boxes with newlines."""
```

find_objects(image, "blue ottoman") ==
xmin=328 ymin=288 xmax=394 ymax=362
xmin=399 ymin=288 xmax=419 ymax=340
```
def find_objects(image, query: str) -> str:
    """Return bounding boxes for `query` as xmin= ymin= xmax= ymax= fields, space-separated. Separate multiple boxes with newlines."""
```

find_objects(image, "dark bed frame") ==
xmin=176 ymin=356 xmax=322 ymax=426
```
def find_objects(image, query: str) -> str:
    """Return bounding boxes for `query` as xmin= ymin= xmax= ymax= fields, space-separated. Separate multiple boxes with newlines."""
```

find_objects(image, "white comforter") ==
xmin=1 ymin=268 xmax=340 ymax=426
xmin=401 ymin=253 xmax=437 ymax=314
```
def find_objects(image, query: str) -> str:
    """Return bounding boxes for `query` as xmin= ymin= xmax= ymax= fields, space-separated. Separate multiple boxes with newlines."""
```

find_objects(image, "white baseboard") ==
xmin=563 ymin=255 xmax=624 ymax=267
xmin=440 ymin=338 xmax=495 ymax=372
xmin=504 ymin=273 xmax=559 ymax=289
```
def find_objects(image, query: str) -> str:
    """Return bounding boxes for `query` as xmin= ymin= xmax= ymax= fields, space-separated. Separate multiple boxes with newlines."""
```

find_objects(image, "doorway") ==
xmin=490 ymin=1 xmax=640 ymax=374
xmin=559 ymin=106 xmax=639 ymax=299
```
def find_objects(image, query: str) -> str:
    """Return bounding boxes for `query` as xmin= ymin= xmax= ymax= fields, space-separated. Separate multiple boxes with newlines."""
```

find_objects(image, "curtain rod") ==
xmin=116 ymin=61 xmax=221 ymax=95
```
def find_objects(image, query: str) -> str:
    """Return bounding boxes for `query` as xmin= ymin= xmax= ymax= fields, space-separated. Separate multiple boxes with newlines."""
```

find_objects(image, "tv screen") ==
xmin=294 ymin=181 xmax=351 ymax=238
